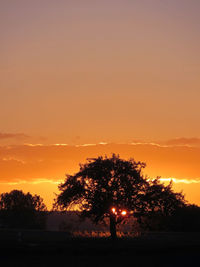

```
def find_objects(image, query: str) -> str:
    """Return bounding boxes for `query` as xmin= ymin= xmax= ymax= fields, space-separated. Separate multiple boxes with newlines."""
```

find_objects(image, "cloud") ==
xmin=0 ymin=132 xmax=29 ymax=140
xmin=131 ymin=142 xmax=169 ymax=148
xmin=159 ymin=178 xmax=200 ymax=184
xmin=1 ymin=176 xmax=199 ymax=186
xmin=0 ymin=142 xmax=199 ymax=184
xmin=24 ymin=143 xmax=44 ymax=147
xmin=2 ymin=157 xmax=26 ymax=164
xmin=0 ymin=178 xmax=62 ymax=186
xmin=130 ymin=138 xmax=200 ymax=148
xmin=165 ymin=137 xmax=200 ymax=147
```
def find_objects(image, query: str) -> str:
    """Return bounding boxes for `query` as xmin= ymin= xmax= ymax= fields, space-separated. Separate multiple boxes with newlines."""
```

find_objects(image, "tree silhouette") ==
xmin=0 ymin=190 xmax=47 ymax=229
xmin=54 ymin=154 xmax=185 ymax=239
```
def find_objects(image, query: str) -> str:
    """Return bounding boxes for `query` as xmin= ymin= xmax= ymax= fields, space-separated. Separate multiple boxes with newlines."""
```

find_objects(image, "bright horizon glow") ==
xmin=1 ymin=176 xmax=200 ymax=187
xmin=0 ymin=176 xmax=199 ymax=210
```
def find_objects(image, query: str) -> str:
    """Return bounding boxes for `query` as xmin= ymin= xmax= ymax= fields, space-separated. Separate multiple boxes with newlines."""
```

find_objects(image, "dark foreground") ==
xmin=0 ymin=231 xmax=200 ymax=267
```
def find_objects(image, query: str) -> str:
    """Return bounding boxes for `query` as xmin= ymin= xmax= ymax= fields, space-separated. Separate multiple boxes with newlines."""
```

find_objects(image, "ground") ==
xmin=0 ymin=230 xmax=199 ymax=267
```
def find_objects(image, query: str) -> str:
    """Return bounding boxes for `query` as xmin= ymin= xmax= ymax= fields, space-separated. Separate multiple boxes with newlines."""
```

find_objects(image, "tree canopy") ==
xmin=55 ymin=154 xmax=186 ymax=239
xmin=0 ymin=190 xmax=47 ymax=229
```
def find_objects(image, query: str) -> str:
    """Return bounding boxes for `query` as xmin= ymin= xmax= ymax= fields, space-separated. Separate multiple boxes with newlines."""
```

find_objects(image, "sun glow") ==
xmin=111 ymin=207 xmax=118 ymax=215
xmin=111 ymin=207 xmax=128 ymax=217
xmin=121 ymin=210 xmax=127 ymax=216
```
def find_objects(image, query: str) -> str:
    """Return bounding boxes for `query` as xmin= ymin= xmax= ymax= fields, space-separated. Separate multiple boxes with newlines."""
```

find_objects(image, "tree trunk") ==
xmin=109 ymin=216 xmax=117 ymax=240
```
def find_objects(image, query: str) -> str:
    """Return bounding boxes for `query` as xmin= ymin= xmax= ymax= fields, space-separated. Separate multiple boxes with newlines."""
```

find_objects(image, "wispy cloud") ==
xmin=1 ymin=177 xmax=200 ymax=187
xmin=0 ymin=132 xmax=30 ymax=140
xmin=159 ymin=177 xmax=200 ymax=184
xmin=2 ymin=157 xmax=26 ymax=164
xmin=24 ymin=143 xmax=44 ymax=147
xmin=75 ymin=143 xmax=97 ymax=147
xmin=0 ymin=142 xmax=199 ymax=184
xmin=164 ymin=138 xmax=200 ymax=147
xmin=0 ymin=178 xmax=62 ymax=186
xmin=131 ymin=138 xmax=200 ymax=148
xmin=53 ymin=144 xmax=68 ymax=146
xmin=131 ymin=142 xmax=169 ymax=148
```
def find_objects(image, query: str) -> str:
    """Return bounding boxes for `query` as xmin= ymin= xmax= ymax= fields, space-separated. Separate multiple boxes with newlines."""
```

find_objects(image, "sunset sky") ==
xmin=0 ymin=1 xmax=200 ymax=209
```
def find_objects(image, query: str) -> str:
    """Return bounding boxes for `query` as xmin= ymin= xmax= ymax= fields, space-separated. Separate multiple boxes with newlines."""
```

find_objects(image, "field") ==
xmin=0 ymin=230 xmax=200 ymax=267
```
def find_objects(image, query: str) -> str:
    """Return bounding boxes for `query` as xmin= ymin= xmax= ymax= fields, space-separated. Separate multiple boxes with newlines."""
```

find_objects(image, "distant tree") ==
xmin=139 ymin=203 xmax=200 ymax=232
xmin=0 ymin=190 xmax=47 ymax=229
xmin=54 ymin=154 xmax=186 ymax=239
xmin=167 ymin=204 xmax=200 ymax=232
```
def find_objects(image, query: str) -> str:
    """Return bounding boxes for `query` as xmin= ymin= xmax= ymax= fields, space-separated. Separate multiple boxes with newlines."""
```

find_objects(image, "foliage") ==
xmin=54 ymin=154 xmax=186 ymax=238
xmin=142 ymin=179 xmax=185 ymax=216
xmin=0 ymin=190 xmax=47 ymax=229
xmin=138 ymin=204 xmax=200 ymax=232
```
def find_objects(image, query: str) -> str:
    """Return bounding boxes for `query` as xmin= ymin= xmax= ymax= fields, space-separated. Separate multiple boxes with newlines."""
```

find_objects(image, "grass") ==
xmin=72 ymin=230 xmax=137 ymax=238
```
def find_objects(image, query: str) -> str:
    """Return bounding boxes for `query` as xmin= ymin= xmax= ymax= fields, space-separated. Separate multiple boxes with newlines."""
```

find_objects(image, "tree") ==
xmin=54 ymin=154 xmax=186 ymax=239
xmin=135 ymin=179 xmax=186 ymax=231
xmin=0 ymin=190 xmax=47 ymax=229
xmin=166 ymin=204 xmax=200 ymax=232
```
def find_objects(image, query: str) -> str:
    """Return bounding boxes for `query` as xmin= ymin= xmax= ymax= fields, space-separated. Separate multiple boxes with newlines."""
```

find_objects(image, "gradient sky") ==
xmin=0 ymin=1 xmax=200 ymax=209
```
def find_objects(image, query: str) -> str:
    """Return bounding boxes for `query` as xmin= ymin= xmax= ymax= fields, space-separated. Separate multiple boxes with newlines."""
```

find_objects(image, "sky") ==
xmin=0 ymin=1 xmax=200 ymax=209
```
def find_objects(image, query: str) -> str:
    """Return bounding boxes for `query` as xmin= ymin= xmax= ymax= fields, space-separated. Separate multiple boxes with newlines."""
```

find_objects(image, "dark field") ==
xmin=0 ymin=230 xmax=199 ymax=267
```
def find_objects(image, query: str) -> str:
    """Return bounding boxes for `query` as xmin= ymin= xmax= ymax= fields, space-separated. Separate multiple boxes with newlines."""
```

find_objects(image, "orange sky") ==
xmin=0 ymin=142 xmax=200 ymax=209
xmin=0 ymin=1 xmax=200 ymax=209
